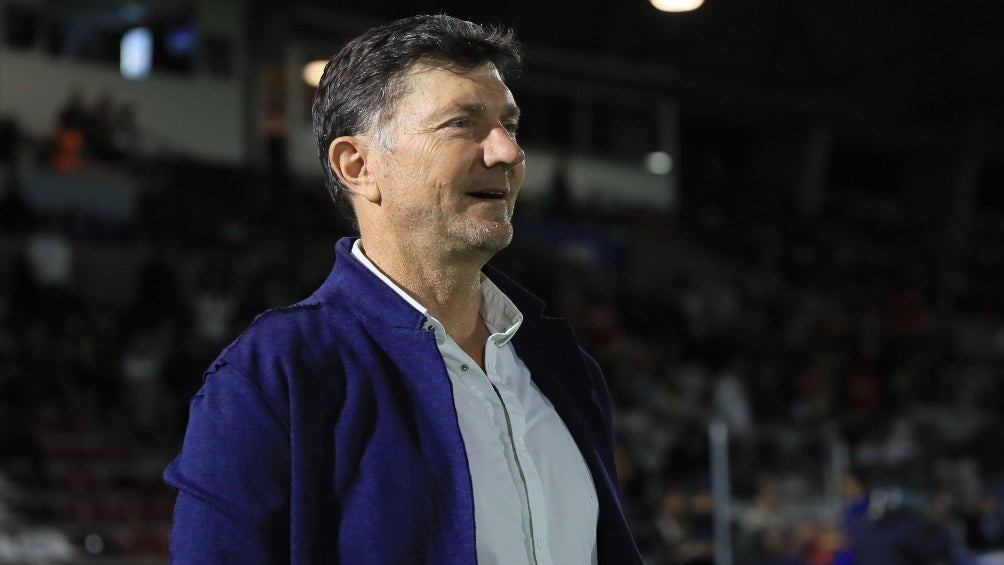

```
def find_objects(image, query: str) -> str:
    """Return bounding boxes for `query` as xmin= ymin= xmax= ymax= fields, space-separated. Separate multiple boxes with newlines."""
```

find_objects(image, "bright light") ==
xmin=645 ymin=151 xmax=673 ymax=175
xmin=302 ymin=60 xmax=328 ymax=87
xmin=650 ymin=0 xmax=704 ymax=12
xmin=120 ymin=27 xmax=152 ymax=80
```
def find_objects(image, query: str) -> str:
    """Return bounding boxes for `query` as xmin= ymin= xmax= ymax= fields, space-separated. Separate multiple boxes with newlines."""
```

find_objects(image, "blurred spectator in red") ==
xmin=47 ymin=90 xmax=88 ymax=172
xmin=47 ymin=117 xmax=85 ymax=172
xmin=802 ymin=522 xmax=845 ymax=565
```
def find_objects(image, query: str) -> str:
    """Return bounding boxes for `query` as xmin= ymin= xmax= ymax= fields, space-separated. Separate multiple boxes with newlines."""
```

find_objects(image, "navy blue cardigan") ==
xmin=164 ymin=237 xmax=642 ymax=564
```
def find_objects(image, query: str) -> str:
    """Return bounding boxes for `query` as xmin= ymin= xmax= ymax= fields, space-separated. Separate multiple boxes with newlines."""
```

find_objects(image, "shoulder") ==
xmin=184 ymin=295 xmax=366 ymax=439
xmin=205 ymin=294 xmax=360 ymax=391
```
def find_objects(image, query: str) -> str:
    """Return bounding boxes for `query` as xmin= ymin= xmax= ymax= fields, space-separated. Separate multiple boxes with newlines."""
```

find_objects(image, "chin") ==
xmin=460 ymin=222 xmax=513 ymax=255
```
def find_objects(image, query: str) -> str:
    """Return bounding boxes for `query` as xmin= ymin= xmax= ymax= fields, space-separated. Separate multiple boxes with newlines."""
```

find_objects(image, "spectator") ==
xmin=0 ymin=333 xmax=49 ymax=487
xmin=129 ymin=243 xmax=188 ymax=330
xmin=24 ymin=216 xmax=81 ymax=329
xmin=746 ymin=523 xmax=805 ymax=565
xmin=0 ymin=169 xmax=34 ymax=235
xmin=120 ymin=332 xmax=167 ymax=439
xmin=25 ymin=216 xmax=74 ymax=290
xmin=965 ymin=490 xmax=1004 ymax=556
xmin=87 ymin=92 xmax=121 ymax=162
xmin=739 ymin=486 xmax=784 ymax=548
xmin=0 ymin=116 xmax=22 ymax=164
xmin=654 ymin=487 xmax=714 ymax=565
xmin=189 ymin=263 xmax=238 ymax=352
xmin=46 ymin=89 xmax=88 ymax=172
xmin=47 ymin=115 xmax=85 ymax=172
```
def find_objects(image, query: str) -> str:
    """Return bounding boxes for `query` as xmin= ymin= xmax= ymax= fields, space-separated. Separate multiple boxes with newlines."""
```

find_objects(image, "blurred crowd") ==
xmin=499 ymin=185 xmax=1004 ymax=564
xmin=1 ymin=101 xmax=1004 ymax=564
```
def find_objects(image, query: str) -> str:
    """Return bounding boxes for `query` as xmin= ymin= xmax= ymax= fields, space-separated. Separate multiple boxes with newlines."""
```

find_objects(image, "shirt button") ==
xmin=460 ymin=364 xmax=469 ymax=371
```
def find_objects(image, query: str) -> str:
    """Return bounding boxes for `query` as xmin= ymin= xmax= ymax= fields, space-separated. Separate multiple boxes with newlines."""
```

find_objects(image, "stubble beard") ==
xmin=444 ymin=209 xmax=514 ymax=260
xmin=466 ymin=218 xmax=513 ymax=255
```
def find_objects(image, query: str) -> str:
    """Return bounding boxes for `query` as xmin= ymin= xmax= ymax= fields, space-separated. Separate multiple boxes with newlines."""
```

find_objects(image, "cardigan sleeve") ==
xmin=163 ymin=362 xmax=293 ymax=564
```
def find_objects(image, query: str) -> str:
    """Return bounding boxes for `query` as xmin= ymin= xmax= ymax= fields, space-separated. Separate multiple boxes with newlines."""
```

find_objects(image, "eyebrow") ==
xmin=451 ymin=102 xmax=521 ymax=120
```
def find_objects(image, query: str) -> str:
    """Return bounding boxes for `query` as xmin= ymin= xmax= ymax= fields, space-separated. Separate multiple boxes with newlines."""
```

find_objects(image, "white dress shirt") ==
xmin=352 ymin=241 xmax=598 ymax=565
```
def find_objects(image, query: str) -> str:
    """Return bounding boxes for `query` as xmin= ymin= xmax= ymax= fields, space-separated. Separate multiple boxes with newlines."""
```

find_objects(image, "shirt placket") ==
xmin=483 ymin=339 xmax=554 ymax=565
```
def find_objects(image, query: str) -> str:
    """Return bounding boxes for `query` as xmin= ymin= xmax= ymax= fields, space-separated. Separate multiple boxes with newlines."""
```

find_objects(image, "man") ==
xmin=164 ymin=14 xmax=642 ymax=564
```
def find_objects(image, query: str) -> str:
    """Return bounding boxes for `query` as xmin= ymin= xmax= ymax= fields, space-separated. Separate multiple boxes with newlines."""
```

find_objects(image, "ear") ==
xmin=328 ymin=136 xmax=380 ymax=204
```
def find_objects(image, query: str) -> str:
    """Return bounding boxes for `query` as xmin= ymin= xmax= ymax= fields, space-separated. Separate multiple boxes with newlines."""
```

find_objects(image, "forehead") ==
xmin=396 ymin=61 xmax=517 ymax=115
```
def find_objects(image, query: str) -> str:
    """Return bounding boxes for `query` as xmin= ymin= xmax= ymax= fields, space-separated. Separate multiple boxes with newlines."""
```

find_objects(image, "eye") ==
xmin=502 ymin=120 xmax=519 ymax=135
xmin=448 ymin=117 xmax=471 ymax=128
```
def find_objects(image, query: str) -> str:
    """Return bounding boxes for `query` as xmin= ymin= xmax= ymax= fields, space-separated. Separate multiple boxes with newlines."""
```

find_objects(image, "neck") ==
xmin=358 ymin=236 xmax=491 ymax=364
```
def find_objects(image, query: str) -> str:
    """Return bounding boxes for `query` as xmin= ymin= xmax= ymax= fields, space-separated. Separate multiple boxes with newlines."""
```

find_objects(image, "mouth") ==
xmin=465 ymin=189 xmax=507 ymax=201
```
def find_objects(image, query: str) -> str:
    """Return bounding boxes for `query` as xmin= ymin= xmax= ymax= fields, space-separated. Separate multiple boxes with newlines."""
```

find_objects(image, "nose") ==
xmin=482 ymin=125 xmax=524 ymax=171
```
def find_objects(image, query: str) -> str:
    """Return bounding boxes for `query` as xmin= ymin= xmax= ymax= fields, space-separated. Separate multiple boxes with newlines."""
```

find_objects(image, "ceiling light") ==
xmin=651 ymin=0 xmax=705 ymax=12
xmin=302 ymin=60 xmax=328 ymax=87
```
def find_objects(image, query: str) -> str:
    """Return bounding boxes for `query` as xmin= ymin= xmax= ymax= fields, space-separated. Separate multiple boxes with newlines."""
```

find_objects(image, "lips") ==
xmin=466 ymin=189 xmax=507 ymax=200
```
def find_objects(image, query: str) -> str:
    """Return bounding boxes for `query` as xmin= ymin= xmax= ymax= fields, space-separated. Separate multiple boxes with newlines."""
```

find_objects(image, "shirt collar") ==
xmin=351 ymin=239 xmax=522 ymax=346
xmin=479 ymin=275 xmax=523 ymax=346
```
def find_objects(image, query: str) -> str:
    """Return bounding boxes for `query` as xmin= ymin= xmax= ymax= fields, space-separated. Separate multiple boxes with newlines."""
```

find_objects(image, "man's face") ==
xmin=368 ymin=62 xmax=525 ymax=258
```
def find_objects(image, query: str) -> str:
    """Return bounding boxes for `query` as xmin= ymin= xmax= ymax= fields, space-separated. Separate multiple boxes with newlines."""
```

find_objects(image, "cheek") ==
xmin=411 ymin=140 xmax=461 ymax=191
xmin=382 ymin=152 xmax=432 ymax=199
